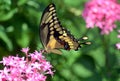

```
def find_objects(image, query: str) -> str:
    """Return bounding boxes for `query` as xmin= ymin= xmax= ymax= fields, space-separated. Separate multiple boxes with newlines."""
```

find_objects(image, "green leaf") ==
xmin=64 ymin=0 xmax=86 ymax=7
xmin=17 ymin=0 xmax=28 ymax=6
xmin=72 ymin=63 xmax=93 ymax=78
xmin=0 ymin=8 xmax=17 ymax=21
xmin=16 ymin=23 xmax=31 ymax=47
xmin=0 ymin=25 xmax=13 ymax=51
xmin=89 ymin=47 xmax=105 ymax=67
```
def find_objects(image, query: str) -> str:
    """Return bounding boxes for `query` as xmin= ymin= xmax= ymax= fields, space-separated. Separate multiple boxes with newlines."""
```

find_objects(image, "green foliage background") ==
xmin=0 ymin=0 xmax=120 ymax=81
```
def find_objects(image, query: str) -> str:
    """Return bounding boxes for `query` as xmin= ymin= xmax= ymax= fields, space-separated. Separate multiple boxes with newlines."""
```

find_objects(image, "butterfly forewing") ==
xmin=40 ymin=4 xmax=65 ymax=54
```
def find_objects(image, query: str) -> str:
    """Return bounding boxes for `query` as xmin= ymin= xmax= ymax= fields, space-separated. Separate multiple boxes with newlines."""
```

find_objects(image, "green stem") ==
xmin=102 ymin=35 xmax=111 ymax=80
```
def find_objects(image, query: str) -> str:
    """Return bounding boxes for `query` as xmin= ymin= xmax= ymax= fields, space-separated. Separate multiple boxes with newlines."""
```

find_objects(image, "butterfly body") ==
xmin=40 ymin=3 xmax=90 ymax=54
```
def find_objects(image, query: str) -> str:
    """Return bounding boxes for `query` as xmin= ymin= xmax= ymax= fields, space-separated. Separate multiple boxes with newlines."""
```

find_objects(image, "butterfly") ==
xmin=39 ymin=3 xmax=90 ymax=54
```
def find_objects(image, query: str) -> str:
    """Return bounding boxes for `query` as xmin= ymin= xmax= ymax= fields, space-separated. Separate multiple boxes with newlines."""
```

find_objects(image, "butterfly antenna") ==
xmin=78 ymin=28 xmax=91 ymax=46
xmin=80 ymin=41 xmax=91 ymax=45
xmin=79 ymin=36 xmax=88 ymax=41
xmin=78 ymin=36 xmax=91 ymax=46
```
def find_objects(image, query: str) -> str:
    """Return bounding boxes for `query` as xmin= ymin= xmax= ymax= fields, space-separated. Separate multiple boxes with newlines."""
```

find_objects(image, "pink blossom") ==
xmin=117 ymin=34 xmax=120 ymax=38
xmin=118 ymin=30 xmax=120 ymax=33
xmin=116 ymin=29 xmax=120 ymax=50
xmin=0 ymin=48 xmax=54 ymax=81
xmin=82 ymin=0 xmax=120 ymax=34
xmin=21 ymin=47 xmax=29 ymax=54
xmin=116 ymin=43 xmax=120 ymax=50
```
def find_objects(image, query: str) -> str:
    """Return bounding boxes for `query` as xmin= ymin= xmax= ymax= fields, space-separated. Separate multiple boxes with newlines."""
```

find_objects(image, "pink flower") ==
xmin=116 ymin=29 xmax=120 ymax=50
xmin=82 ymin=0 xmax=120 ymax=34
xmin=0 ymin=48 xmax=54 ymax=81
xmin=21 ymin=47 xmax=29 ymax=54
xmin=116 ymin=43 xmax=120 ymax=50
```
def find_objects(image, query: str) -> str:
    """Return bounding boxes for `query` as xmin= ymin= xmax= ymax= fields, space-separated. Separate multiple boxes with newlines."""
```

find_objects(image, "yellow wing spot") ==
xmin=49 ymin=4 xmax=53 ymax=7
xmin=49 ymin=7 xmax=54 ymax=11
xmin=59 ymin=36 xmax=63 ymax=39
xmin=54 ymin=21 xmax=58 ymax=24
xmin=63 ymin=33 xmax=67 ymax=36
xmin=45 ymin=16 xmax=52 ymax=23
xmin=69 ymin=42 xmax=73 ymax=44
xmin=50 ymin=27 xmax=54 ymax=30
xmin=54 ymin=24 xmax=59 ymax=28
xmin=47 ymin=38 xmax=56 ymax=49
xmin=54 ymin=17 xmax=57 ymax=20
xmin=70 ymin=46 xmax=74 ymax=49
xmin=41 ymin=12 xmax=48 ymax=24
xmin=49 ymin=23 xmax=54 ymax=27
xmin=59 ymin=31 xmax=63 ymax=34
xmin=65 ymin=39 xmax=69 ymax=42
xmin=51 ymin=10 xmax=56 ymax=13
xmin=68 ymin=42 xmax=73 ymax=45
xmin=56 ymin=28 xmax=62 ymax=31
xmin=53 ymin=13 xmax=56 ymax=16
xmin=64 ymin=38 xmax=70 ymax=42
xmin=70 ymin=45 xmax=74 ymax=48
xmin=50 ymin=31 xmax=54 ymax=34
xmin=63 ymin=31 xmax=67 ymax=36
xmin=48 ymin=11 xmax=52 ymax=17
xmin=50 ymin=19 xmax=53 ymax=23
xmin=50 ymin=35 xmax=54 ymax=39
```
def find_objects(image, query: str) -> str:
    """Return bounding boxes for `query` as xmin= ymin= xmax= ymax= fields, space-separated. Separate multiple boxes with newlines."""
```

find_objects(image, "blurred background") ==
xmin=0 ymin=0 xmax=120 ymax=81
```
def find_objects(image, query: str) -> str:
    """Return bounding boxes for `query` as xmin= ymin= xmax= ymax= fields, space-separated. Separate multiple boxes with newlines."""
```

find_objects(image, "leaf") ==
xmin=0 ymin=25 xmax=13 ymax=51
xmin=16 ymin=23 xmax=31 ymax=47
xmin=0 ymin=8 xmax=17 ymax=21
xmin=72 ymin=63 xmax=93 ymax=78
xmin=64 ymin=0 xmax=85 ymax=7
xmin=17 ymin=0 xmax=28 ymax=6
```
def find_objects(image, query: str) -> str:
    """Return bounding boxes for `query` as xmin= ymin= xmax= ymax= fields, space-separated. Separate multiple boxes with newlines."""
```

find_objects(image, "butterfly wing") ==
xmin=40 ymin=3 xmax=88 ymax=54
xmin=40 ymin=3 xmax=64 ymax=54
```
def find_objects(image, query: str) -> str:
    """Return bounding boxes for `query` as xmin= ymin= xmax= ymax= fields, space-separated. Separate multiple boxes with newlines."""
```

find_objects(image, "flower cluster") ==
xmin=0 ymin=48 xmax=54 ymax=81
xmin=116 ymin=30 xmax=120 ymax=50
xmin=82 ymin=0 xmax=120 ymax=34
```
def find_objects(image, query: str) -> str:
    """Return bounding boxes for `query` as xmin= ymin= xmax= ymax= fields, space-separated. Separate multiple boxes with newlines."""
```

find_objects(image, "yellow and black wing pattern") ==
xmin=40 ymin=3 xmax=90 ymax=54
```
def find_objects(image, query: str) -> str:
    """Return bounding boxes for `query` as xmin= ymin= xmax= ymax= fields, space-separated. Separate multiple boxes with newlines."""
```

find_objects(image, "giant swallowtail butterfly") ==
xmin=40 ymin=3 xmax=90 ymax=54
